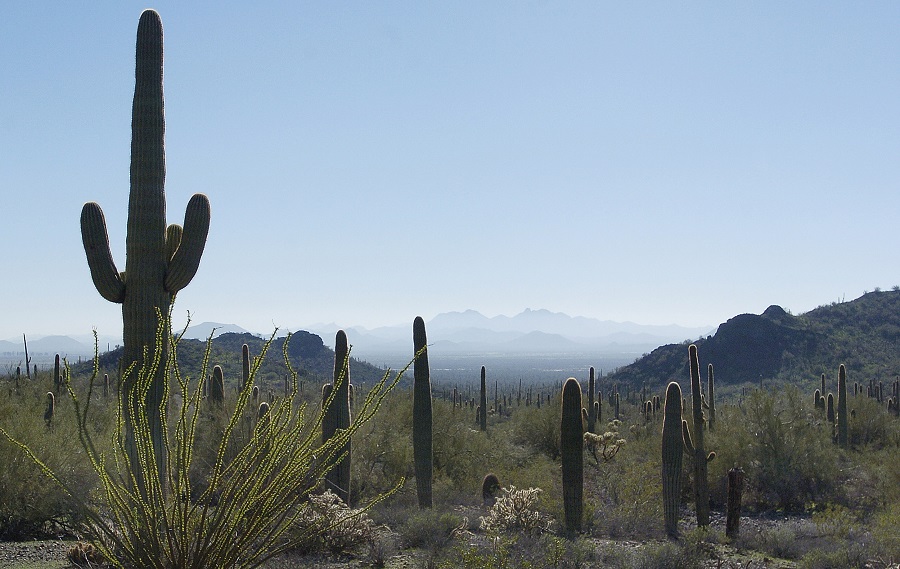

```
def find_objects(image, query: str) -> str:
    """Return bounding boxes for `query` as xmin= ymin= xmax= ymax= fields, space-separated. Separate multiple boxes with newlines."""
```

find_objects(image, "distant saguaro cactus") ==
xmin=587 ymin=367 xmax=597 ymax=434
xmin=479 ymin=366 xmax=487 ymax=432
xmin=322 ymin=330 xmax=352 ymax=503
xmin=412 ymin=316 xmax=433 ymax=509
xmin=560 ymin=377 xmax=583 ymax=533
xmin=242 ymin=344 xmax=251 ymax=390
xmin=837 ymin=364 xmax=848 ymax=447
xmin=79 ymin=9 xmax=211 ymax=494
xmin=209 ymin=365 xmax=225 ymax=404
xmin=683 ymin=344 xmax=715 ymax=528
xmin=54 ymin=354 xmax=61 ymax=394
xmin=662 ymin=381 xmax=684 ymax=539
xmin=707 ymin=363 xmax=716 ymax=431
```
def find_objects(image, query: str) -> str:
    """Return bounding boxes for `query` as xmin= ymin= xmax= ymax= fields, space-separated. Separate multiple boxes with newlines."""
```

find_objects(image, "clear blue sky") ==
xmin=2 ymin=2 xmax=898 ymax=341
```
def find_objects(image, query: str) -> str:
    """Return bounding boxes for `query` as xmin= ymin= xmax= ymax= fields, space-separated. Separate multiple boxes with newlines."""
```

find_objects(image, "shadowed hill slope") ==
xmin=606 ymin=290 xmax=900 ymax=391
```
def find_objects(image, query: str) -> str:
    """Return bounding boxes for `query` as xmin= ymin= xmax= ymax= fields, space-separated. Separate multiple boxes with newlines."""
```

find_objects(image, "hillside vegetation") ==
xmin=607 ymin=289 xmax=900 ymax=392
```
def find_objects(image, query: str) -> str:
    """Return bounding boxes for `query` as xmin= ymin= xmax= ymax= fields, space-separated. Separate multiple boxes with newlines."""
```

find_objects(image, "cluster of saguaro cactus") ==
xmin=661 ymin=381 xmax=684 ymax=539
xmin=322 ymin=330 xmax=352 ymax=504
xmin=684 ymin=344 xmax=715 ymax=528
xmin=412 ymin=317 xmax=433 ymax=509
xmin=80 ymin=9 xmax=211 ymax=493
xmin=560 ymin=377 xmax=583 ymax=533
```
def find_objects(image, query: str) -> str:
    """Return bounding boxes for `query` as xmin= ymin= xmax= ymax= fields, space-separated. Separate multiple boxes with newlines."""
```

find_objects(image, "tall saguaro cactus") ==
xmin=587 ymin=367 xmax=597 ymax=434
xmin=560 ymin=377 xmax=584 ymax=533
xmin=79 ymin=10 xmax=210 ymax=493
xmin=412 ymin=317 xmax=433 ymax=509
xmin=322 ymin=330 xmax=352 ymax=504
xmin=683 ymin=344 xmax=715 ymax=528
xmin=836 ymin=364 xmax=848 ymax=447
xmin=479 ymin=366 xmax=487 ymax=432
xmin=662 ymin=381 xmax=684 ymax=539
xmin=707 ymin=363 xmax=716 ymax=432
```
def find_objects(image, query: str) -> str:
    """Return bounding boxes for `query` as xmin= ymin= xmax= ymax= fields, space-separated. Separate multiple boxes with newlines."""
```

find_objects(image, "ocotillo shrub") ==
xmin=560 ymin=377 xmax=583 ymax=533
xmin=412 ymin=316 xmax=433 ymax=509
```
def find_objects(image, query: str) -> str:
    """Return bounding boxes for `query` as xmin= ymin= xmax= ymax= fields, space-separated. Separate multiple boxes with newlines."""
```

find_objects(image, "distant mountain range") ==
xmin=297 ymin=309 xmax=713 ymax=360
xmin=1 ymin=311 xmax=711 ymax=367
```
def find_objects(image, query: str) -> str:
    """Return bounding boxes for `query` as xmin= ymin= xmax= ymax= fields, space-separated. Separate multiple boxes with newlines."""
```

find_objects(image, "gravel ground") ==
xmin=0 ymin=540 xmax=72 ymax=568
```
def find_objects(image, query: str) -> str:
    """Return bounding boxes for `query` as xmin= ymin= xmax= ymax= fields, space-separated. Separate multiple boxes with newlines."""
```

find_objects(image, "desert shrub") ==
xmin=847 ymin=394 xmax=893 ymax=448
xmin=588 ymin=427 xmax=663 ymax=539
xmin=479 ymin=486 xmax=553 ymax=535
xmin=628 ymin=531 xmax=707 ymax=569
xmin=397 ymin=507 xmax=465 ymax=553
xmin=288 ymin=490 xmax=379 ymax=554
xmin=510 ymin=403 xmax=560 ymax=460
xmin=712 ymin=387 xmax=839 ymax=511
xmin=797 ymin=545 xmax=871 ymax=569
xmin=0 ymin=379 xmax=101 ymax=539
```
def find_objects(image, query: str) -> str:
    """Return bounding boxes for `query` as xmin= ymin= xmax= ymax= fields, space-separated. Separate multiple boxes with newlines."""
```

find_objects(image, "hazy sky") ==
xmin=2 ymin=2 xmax=898 ymax=341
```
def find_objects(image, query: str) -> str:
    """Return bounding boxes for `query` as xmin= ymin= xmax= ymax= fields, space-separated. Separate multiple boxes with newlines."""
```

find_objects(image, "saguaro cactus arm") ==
xmin=165 ymin=193 xmax=211 ymax=293
xmin=80 ymin=203 xmax=126 ymax=303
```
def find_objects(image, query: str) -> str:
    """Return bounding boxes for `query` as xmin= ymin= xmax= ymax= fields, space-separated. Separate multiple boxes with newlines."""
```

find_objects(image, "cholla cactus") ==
xmin=479 ymin=486 xmax=553 ymax=535
xmin=584 ymin=430 xmax=626 ymax=462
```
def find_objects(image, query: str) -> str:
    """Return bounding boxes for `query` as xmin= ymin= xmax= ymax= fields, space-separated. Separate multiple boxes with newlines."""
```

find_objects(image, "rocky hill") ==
xmin=606 ymin=289 xmax=900 ymax=391
xmin=77 ymin=330 xmax=390 ymax=393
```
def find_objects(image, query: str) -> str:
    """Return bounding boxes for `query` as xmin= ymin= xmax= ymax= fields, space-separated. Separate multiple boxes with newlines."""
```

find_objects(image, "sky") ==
xmin=2 ymin=2 xmax=898 ymax=342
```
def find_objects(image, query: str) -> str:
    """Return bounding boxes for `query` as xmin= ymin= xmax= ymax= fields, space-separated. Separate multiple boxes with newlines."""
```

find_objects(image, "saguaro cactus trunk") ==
xmin=79 ymin=10 xmax=210 ymax=495
xmin=836 ymin=364 xmax=848 ymax=447
xmin=412 ymin=317 xmax=433 ymax=509
xmin=479 ymin=366 xmax=487 ymax=432
xmin=662 ymin=381 xmax=684 ymax=539
xmin=683 ymin=344 xmax=714 ymax=528
xmin=561 ymin=377 xmax=584 ymax=533
xmin=322 ymin=330 xmax=352 ymax=503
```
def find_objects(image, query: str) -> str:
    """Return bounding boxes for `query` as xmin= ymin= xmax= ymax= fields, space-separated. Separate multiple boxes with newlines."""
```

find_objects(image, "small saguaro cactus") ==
xmin=209 ymin=365 xmax=225 ymax=404
xmin=560 ymin=377 xmax=584 ymax=533
xmin=662 ymin=381 xmax=684 ymax=539
xmin=44 ymin=392 xmax=55 ymax=428
xmin=54 ymin=354 xmax=61 ymax=394
xmin=322 ymin=330 xmax=352 ymax=504
xmin=826 ymin=392 xmax=835 ymax=424
xmin=412 ymin=316 xmax=433 ymax=509
xmin=79 ymin=9 xmax=211 ymax=493
xmin=482 ymin=473 xmax=501 ymax=506
xmin=837 ymin=364 xmax=849 ymax=447
xmin=683 ymin=344 xmax=715 ymax=528
xmin=479 ymin=366 xmax=487 ymax=432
